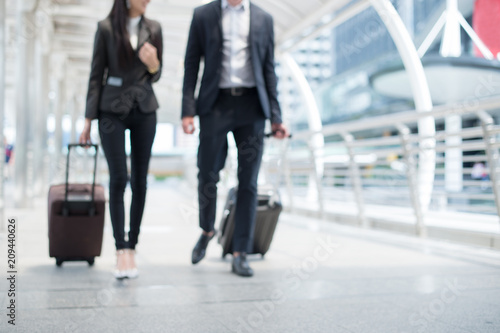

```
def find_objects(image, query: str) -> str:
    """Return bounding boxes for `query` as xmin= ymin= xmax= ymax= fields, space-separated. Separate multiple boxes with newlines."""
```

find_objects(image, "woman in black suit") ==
xmin=79 ymin=0 xmax=162 ymax=279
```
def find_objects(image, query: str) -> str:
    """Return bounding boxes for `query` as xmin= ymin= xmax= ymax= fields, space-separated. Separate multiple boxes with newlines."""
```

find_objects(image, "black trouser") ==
xmin=198 ymin=89 xmax=266 ymax=253
xmin=99 ymin=107 xmax=156 ymax=250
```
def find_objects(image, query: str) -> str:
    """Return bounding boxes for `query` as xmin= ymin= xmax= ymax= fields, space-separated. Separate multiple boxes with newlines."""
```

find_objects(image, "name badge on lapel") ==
xmin=107 ymin=76 xmax=123 ymax=87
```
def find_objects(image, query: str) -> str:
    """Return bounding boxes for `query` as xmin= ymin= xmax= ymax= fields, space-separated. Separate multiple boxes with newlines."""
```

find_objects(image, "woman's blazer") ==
xmin=85 ymin=16 xmax=163 ymax=119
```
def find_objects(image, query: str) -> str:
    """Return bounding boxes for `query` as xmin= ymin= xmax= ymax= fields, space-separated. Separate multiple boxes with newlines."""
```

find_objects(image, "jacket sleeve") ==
xmin=181 ymin=10 xmax=202 ymax=119
xmin=85 ymin=22 xmax=108 ymax=120
xmin=149 ymin=22 xmax=163 ymax=83
xmin=263 ymin=16 xmax=282 ymax=124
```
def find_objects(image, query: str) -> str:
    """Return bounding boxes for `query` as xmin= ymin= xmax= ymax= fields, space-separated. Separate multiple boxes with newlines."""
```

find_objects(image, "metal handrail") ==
xmin=292 ymin=96 xmax=500 ymax=140
xmin=264 ymin=96 xmax=500 ymax=238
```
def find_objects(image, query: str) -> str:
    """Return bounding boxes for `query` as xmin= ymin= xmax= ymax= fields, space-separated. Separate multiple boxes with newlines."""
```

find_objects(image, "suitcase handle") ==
xmin=63 ymin=144 xmax=99 ymax=216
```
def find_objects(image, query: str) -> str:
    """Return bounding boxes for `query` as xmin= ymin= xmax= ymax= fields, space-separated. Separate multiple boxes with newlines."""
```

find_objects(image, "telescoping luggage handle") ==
xmin=63 ymin=143 xmax=99 ymax=216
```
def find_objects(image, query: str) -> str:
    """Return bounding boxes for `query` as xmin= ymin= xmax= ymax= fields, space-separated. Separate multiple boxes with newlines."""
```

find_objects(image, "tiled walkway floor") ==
xmin=1 ymin=180 xmax=499 ymax=332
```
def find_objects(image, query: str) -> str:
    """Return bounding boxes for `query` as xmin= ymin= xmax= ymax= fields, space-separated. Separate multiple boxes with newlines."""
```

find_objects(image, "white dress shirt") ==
xmin=128 ymin=16 xmax=141 ymax=50
xmin=219 ymin=0 xmax=256 ymax=88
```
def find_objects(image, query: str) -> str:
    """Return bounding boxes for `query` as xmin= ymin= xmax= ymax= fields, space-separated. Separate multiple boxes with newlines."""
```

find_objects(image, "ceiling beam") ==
xmin=277 ymin=0 xmax=352 ymax=45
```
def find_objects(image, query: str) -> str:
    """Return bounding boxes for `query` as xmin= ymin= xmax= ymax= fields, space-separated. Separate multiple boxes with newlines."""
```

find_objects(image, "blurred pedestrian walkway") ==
xmin=0 ymin=180 xmax=499 ymax=332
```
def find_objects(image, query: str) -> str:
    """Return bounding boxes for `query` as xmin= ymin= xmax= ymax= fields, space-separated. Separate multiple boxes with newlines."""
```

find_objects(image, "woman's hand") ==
xmin=79 ymin=118 xmax=92 ymax=145
xmin=139 ymin=42 xmax=160 ymax=73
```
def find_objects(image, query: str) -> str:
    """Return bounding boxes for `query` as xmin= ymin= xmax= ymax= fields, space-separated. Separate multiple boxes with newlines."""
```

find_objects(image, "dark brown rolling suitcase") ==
xmin=48 ymin=144 xmax=105 ymax=266
xmin=218 ymin=187 xmax=282 ymax=258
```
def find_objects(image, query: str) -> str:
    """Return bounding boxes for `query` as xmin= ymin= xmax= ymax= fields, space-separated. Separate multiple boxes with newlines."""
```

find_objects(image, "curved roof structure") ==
xmin=4 ymin=0 xmax=351 ymax=122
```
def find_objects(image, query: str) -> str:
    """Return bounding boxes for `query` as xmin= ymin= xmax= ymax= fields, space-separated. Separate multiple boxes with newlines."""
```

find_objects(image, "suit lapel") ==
xmin=137 ymin=17 xmax=151 ymax=51
xmin=213 ymin=0 xmax=223 ymax=42
xmin=249 ymin=3 xmax=261 ymax=78
xmin=249 ymin=2 xmax=256 ymax=47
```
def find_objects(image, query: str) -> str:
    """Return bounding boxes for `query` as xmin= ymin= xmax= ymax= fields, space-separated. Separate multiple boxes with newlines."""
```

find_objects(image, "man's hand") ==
xmin=271 ymin=123 xmax=289 ymax=139
xmin=139 ymin=42 xmax=160 ymax=73
xmin=182 ymin=116 xmax=196 ymax=134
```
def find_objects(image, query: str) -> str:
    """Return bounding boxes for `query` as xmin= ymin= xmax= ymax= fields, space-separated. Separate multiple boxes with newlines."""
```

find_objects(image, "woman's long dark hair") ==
xmin=108 ymin=0 xmax=135 ymax=68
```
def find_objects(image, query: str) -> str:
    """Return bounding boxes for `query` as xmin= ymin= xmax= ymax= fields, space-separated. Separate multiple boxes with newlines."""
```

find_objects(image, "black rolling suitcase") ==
xmin=48 ymin=144 xmax=105 ymax=266
xmin=218 ymin=187 xmax=282 ymax=258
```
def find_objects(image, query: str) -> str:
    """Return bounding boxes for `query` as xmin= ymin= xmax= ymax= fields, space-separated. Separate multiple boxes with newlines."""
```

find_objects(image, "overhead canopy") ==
xmin=5 ymin=0 xmax=351 ymax=122
xmin=371 ymin=55 xmax=500 ymax=104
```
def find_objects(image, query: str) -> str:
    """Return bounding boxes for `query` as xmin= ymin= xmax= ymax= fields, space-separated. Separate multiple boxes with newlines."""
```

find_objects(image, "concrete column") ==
xmin=54 ymin=78 xmax=66 ymax=174
xmin=14 ymin=5 xmax=36 ymax=208
xmin=26 ymin=11 xmax=38 ymax=204
xmin=70 ymin=95 xmax=78 ymax=143
xmin=40 ymin=54 xmax=50 ymax=191
xmin=445 ymin=115 xmax=463 ymax=192
xmin=441 ymin=0 xmax=461 ymax=57
xmin=33 ymin=38 xmax=49 ymax=196
xmin=47 ymin=52 xmax=68 ymax=185
xmin=0 ymin=0 xmax=5 ymax=227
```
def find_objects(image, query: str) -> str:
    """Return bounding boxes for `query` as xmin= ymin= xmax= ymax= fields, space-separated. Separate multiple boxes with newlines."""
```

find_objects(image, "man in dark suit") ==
xmin=181 ymin=0 xmax=288 ymax=277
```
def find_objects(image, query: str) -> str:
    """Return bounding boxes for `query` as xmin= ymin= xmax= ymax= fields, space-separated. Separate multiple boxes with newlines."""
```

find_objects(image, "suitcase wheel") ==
xmin=87 ymin=258 xmax=95 ymax=266
xmin=55 ymin=258 xmax=63 ymax=267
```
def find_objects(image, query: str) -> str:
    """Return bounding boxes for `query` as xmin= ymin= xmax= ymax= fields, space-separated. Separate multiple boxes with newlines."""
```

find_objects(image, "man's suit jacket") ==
xmin=85 ymin=17 xmax=163 ymax=120
xmin=181 ymin=0 xmax=282 ymax=124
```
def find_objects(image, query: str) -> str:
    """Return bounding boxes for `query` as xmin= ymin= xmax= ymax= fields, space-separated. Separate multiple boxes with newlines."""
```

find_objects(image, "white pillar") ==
xmin=445 ymin=115 xmax=462 ymax=192
xmin=54 ymin=79 xmax=65 ymax=169
xmin=0 ymin=0 xmax=5 ymax=227
xmin=440 ymin=0 xmax=461 ymax=57
xmin=48 ymin=53 xmax=67 ymax=184
xmin=33 ymin=39 xmax=49 ymax=196
xmin=14 ymin=3 xmax=36 ymax=208
xmin=440 ymin=0 xmax=462 ymax=194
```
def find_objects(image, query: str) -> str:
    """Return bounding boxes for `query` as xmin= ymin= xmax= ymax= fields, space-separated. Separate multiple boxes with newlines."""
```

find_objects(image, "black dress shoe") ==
xmin=191 ymin=232 xmax=215 ymax=264
xmin=232 ymin=253 xmax=254 ymax=277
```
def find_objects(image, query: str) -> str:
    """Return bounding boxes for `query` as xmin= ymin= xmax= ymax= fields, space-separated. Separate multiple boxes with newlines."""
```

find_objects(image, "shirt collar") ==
xmin=128 ymin=16 xmax=142 ymax=28
xmin=221 ymin=0 xmax=248 ymax=11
